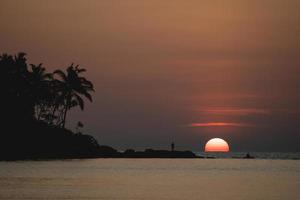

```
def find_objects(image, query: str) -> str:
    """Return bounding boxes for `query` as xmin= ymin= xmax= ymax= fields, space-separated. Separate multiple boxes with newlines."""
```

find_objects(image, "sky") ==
xmin=1 ymin=0 xmax=300 ymax=151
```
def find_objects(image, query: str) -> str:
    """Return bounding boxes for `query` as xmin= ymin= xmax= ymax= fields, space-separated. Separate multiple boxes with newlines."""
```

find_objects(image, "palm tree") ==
xmin=54 ymin=64 xmax=94 ymax=128
xmin=30 ymin=64 xmax=52 ymax=82
xmin=1 ymin=52 xmax=35 ymax=122
xmin=29 ymin=64 xmax=53 ymax=120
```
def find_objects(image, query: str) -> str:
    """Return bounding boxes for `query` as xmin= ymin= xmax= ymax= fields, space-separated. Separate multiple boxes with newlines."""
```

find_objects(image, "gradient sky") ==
xmin=1 ymin=0 xmax=300 ymax=151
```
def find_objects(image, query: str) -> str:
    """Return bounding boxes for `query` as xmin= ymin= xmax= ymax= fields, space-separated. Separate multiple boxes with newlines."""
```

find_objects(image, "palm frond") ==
xmin=82 ymin=91 xmax=93 ymax=102
xmin=75 ymin=65 xmax=86 ymax=73
xmin=74 ymin=93 xmax=84 ymax=110
xmin=54 ymin=69 xmax=67 ymax=81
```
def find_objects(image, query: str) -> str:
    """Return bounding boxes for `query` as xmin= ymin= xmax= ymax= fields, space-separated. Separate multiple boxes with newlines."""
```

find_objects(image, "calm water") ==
xmin=197 ymin=152 xmax=300 ymax=159
xmin=0 ymin=158 xmax=299 ymax=200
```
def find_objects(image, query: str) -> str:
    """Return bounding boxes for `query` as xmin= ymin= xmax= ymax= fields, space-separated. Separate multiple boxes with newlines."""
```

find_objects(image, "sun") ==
xmin=205 ymin=138 xmax=230 ymax=152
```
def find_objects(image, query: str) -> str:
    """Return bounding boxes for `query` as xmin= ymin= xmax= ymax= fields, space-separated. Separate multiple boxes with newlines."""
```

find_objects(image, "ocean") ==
xmin=196 ymin=152 xmax=300 ymax=159
xmin=0 ymin=154 xmax=299 ymax=200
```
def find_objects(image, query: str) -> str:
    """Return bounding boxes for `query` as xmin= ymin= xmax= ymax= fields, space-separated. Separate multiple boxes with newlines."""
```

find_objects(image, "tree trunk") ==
xmin=62 ymin=95 xmax=70 ymax=128
xmin=62 ymin=103 xmax=68 ymax=128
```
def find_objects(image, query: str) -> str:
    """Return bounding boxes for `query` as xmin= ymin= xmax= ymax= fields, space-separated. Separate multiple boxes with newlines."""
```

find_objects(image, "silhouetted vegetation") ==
xmin=1 ymin=53 xmax=94 ymax=127
xmin=0 ymin=52 xmax=98 ymax=160
xmin=0 ymin=52 xmax=200 ymax=160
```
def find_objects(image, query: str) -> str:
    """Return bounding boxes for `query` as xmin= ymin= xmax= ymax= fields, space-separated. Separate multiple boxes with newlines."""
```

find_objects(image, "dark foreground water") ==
xmin=0 ymin=157 xmax=299 ymax=200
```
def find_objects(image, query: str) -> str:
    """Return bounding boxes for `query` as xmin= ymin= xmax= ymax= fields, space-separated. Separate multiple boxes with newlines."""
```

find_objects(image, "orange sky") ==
xmin=1 ymin=0 xmax=300 ymax=151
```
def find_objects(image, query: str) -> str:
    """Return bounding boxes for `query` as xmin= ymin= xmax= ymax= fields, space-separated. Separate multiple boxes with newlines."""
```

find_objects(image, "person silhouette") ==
xmin=171 ymin=142 xmax=175 ymax=151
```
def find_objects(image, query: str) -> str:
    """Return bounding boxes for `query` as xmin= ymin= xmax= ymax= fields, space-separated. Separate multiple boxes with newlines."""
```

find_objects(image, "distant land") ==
xmin=0 ymin=122 xmax=201 ymax=161
xmin=0 ymin=121 xmax=200 ymax=160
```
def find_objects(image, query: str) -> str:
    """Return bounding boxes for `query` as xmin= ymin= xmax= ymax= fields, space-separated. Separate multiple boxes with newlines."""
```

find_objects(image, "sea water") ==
xmin=0 ymin=157 xmax=299 ymax=200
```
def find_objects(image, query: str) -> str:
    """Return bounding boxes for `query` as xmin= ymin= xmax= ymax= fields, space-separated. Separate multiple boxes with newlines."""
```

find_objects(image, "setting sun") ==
xmin=205 ymin=138 xmax=230 ymax=152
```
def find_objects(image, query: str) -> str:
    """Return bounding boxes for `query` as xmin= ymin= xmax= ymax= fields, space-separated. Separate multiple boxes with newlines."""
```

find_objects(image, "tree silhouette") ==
xmin=0 ymin=52 xmax=101 ymax=160
xmin=76 ymin=121 xmax=84 ymax=134
xmin=1 ymin=52 xmax=34 ymax=123
xmin=29 ymin=63 xmax=53 ymax=120
xmin=54 ymin=64 xmax=94 ymax=128
xmin=0 ymin=53 xmax=94 ymax=128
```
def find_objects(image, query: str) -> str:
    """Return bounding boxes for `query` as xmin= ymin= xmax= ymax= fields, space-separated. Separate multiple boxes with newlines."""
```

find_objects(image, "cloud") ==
xmin=194 ymin=107 xmax=271 ymax=116
xmin=189 ymin=122 xmax=254 ymax=127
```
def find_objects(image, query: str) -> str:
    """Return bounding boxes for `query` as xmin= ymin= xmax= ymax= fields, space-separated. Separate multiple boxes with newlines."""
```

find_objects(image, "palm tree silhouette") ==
xmin=30 ymin=63 xmax=52 ymax=81
xmin=30 ymin=64 xmax=53 ymax=120
xmin=54 ymin=64 xmax=94 ymax=128
xmin=1 ymin=52 xmax=35 ymax=122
